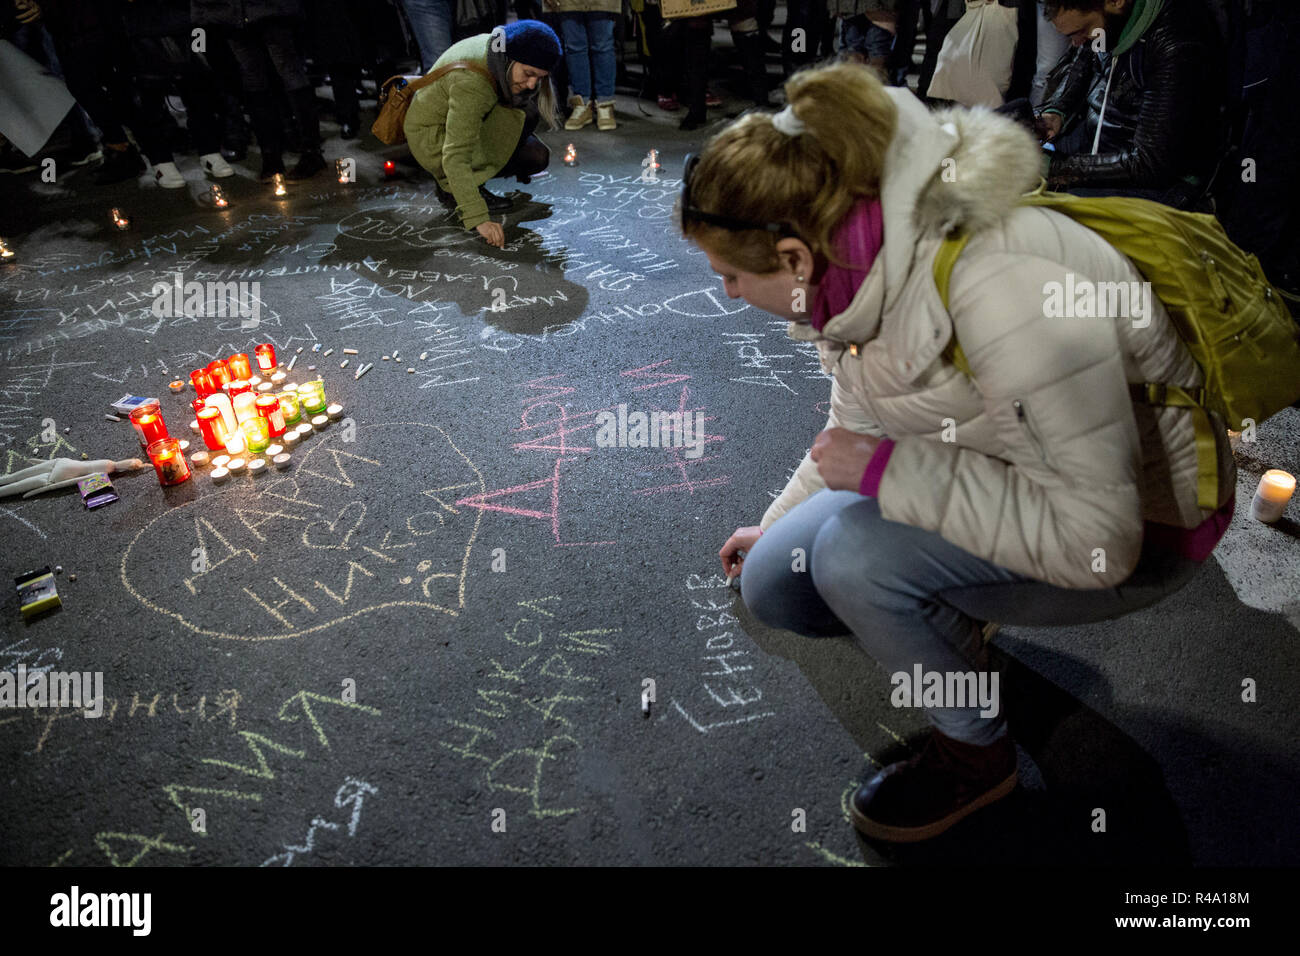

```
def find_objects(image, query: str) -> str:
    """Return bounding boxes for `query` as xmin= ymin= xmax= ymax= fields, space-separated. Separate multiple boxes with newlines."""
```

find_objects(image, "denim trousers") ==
xmin=400 ymin=0 xmax=454 ymax=72
xmin=560 ymin=12 xmax=617 ymax=101
xmin=740 ymin=490 xmax=1200 ymax=745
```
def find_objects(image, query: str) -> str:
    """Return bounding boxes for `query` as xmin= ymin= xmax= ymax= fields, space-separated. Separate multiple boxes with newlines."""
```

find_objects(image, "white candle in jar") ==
xmin=1251 ymin=469 xmax=1295 ymax=523
xmin=204 ymin=392 xmax=238 ymax=434
xmin=233 ymin=392 xmax=259 ymax=424
xmin=223 ymin=428 xmax=247 ymax=456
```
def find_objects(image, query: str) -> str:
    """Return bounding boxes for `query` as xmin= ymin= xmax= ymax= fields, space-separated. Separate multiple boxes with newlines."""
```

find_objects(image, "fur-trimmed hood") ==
xmin=789 ymin=88 xmax=1044 ymax=353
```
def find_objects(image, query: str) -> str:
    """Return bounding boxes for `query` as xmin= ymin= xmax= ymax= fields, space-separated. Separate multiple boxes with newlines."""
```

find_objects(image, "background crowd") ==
xmin=0 ymin=0 xmax=1295 ymax=292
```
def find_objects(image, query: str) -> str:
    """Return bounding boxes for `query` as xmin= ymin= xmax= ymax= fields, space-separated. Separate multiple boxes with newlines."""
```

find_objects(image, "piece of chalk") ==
xmin=323 ymin=348 xmax=333 ymax=357
xmin=312 ymin=343 xmax=321 ymax=352
xmin=340 ymin=359 xmax=349 ymax=368
xmin=287 ymin=354 xmax=298 ymax=371
xmin=641 ymin=692 xmax=651 ymax=716
xmin=307 ymin=365 xmax=316 ymax=371
xmin=419 ymin=352 xmax=428 ymax=360
xmin=382 ymin=355 xmax=390 ymax=361
xmin=407 ymin=367 xmax=415 ymax=373
xmin=105 ymin=414 xmax=121 ymax=422
xmin=355 ymin=363 xmax=372 ymax=380
xmin=296 ymin=347 xmax=304 ymax=353
xmin=343 ymin=348 xmax=358 ymax=355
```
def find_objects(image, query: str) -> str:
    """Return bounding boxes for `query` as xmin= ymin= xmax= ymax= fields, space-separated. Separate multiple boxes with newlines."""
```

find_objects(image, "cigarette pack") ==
xmin=77 ymin=473 xmax=119 ymax=509
xmin=15 ymin=567 xmax=61 ymax=619
xmin=110 ymin=394 xmax=159 ymax=415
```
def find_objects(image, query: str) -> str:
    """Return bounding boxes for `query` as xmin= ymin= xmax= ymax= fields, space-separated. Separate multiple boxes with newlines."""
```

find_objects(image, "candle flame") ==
xmin=273 ymin=174 xmax=287 ymax=197
xmin=0 ymin=238 xmax=13 ymax=259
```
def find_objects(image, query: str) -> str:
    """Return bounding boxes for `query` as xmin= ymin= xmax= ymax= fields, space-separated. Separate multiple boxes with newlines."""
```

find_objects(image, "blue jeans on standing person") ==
xmin=559 ymin=11 xmax=617 ymax=101
xmin=841 ymin=15 xmax=893 ymax=60
xmin=400 ymin=0 xmax=454 ymax=71
xmin=740 ymin=490 xmax=1200 ymax=745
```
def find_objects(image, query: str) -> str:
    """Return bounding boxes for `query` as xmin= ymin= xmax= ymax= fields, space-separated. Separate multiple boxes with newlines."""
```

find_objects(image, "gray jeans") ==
xmin=740 ymin=490 xmax=1201 ymax=745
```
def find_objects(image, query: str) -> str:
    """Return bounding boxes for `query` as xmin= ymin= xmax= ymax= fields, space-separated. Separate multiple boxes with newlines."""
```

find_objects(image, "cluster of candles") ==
xmin=130 ymin=345 xmax=344 ymax=488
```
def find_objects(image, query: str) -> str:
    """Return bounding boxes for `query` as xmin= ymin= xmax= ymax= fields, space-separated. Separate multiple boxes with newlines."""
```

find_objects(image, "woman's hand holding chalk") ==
xmin=720 ymin=525 xmax=763 ymax=581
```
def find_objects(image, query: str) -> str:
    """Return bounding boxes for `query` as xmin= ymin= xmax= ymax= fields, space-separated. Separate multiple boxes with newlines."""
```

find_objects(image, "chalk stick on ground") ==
xmin=104 ymin=414 xmax=121 ymax=422
xmin=340 ymin=359 xmax=349 ymax=368
xmin=382 ymin=355 xmax=390 ymax=361
xmin=312 ymin=343 xmax=321 ymax=352
xmin=407 ymin=367 xmax=414 ymax=373
xmin=354 ymin=363 xmax=372 ymax=380
xmin=287 ymin=354 xmax=298 ymax=371
xmin=420 ymin=352 xmax=428 ymax=360
xmin=343 ymin=348 xmax=358 ymax=355
xmin=323 ymin=348 xmax=333 ymax=357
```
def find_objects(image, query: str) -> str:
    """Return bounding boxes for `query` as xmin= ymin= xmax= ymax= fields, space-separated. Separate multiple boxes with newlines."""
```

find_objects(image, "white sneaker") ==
xmin=153 ymin=161 xmax=185 ymax=188
xmin=200 ymin=152 xmax=235 ymax=178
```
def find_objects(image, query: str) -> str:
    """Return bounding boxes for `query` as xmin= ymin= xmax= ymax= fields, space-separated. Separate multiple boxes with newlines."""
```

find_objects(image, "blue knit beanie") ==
xmin=501 ymin=20 xmax=562 ymax=73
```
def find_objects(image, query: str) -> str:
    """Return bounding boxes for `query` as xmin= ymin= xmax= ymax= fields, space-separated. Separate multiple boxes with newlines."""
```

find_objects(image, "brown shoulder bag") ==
xmin=370 ymin=61 xmax=498 ymax=145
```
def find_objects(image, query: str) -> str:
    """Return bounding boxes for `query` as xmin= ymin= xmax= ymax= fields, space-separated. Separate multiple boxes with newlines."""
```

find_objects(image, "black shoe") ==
xmin=434 ymin=181 xmax=456 ymax=207
xmin=340 ymin=123 xmax=360 ymax=141
xmin=259 ymin=156 xmax=287 ymax=182
xmin=679 ymin=113 xmax=707 ymax=131
xmin=0 ymin=146 xmax=38 ymax=175
xmin=94 ymin=145 xmax=144 ymax=185
xmin=286 ymin=149 xmax=326 ymax=181
xmin=478 ymin=185 xmax=512 ymax=212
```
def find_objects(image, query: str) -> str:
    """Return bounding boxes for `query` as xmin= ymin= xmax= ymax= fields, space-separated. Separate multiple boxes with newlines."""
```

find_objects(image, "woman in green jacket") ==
xmin=404 ymin=20 xmax=562 ymax=249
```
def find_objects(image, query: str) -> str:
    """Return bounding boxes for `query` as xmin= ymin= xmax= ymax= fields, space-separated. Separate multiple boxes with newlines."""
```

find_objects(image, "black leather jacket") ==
xmin=1040 ymin=0 xmax=1226 ymax=191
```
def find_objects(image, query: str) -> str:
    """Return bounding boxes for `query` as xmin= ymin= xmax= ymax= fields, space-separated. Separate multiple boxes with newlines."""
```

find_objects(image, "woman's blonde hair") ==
xmin=678 ymin=63 xmax=897 ymax=275
xmin=537 ymin=76 xmax=558 ymax=131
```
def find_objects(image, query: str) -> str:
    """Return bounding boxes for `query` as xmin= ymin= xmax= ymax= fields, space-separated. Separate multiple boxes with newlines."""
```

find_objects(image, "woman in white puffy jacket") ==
xmin=677 ymin=62 xmax=1235 ymax=844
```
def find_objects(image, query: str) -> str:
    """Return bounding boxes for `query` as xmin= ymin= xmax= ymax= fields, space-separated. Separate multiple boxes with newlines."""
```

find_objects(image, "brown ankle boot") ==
xmin=850 ymin=728 xmax=1017 ymax=842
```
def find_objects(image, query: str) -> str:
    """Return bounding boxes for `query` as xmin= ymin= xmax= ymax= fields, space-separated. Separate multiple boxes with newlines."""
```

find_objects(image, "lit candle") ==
xmin=190 ymin=368 xmax=217 ymax=397
xmin=326 ymin=403 xmax=344 ymax=421
xmin=273 ymin=453 xmax=291 ymax=470
xmin=273 ymin=173 xmax=287 ymax=197
xmin=169 ymin=380 xmax=185 ymax=394
xmin=278 ymin=390 xmax=302 ymax=426
xmin=232 ymin=392 xmax=259 ymax=424
xmin=294 ymin=423 xmax=314 ymax=440
xmin=564 ymin=144 xmax=578 ymax=167
xmin=147 ymin=438 xmax=191 ymax=486
xmin=228 ymin=353 xmax=253 ymax=380
xmin=311 ymin=414 xmax=329 ymax=431
xmin=271 ymin=371 xmax=287 ymax=385
xmin=226 ymin=379 xmax=252 ymax=399
xmin=110 ymin=208 xmax=130 ymax=230
xmin=282 ymin=430 xmax=300 ymax=449
xmin=189 ymin=419 xmax=201 ymax=434
xmin=211 ymin=466 xmax=230 ymax=484
xmin=298 ymin=379 xmax=327 ymax=415
xmin=223 ymin=428 xmax=247 ymax=456
xmin=255 ymin=344 xmax=277 ymax=372
xmin=211 ymin=184 xmax=229 ymax=208
xmin=191 ymin=450 xmax=210 ymax=467
xmin=207 ymin=359 xmax=233 ymax=387
xmin=204 ymin=391 xmax=238 ymax=434
xmin=248 ymin=458 xmax=267 ymax=476
xmin=1251 ymin=470 xmax=1296 ymax=523
xmin=336 ymin=158 xmax=350 ymax=183
xmin=241 ymin=416 xmax=271 ymax=454
xmin=212 ymin=455 xmax=231 ymax=469
xmin=227 ymin=457 xmax=247 ymax=475
xmin=255 ymin=394 xmax=286 ymax=437
xmin=129 ymin=402 xmax=169 ymax=451
xmin=0 ymin=237 xmax=14 ymax=260
xmin=197 ymin=407 xmax=229 ymax=451
xmin=383 ymin=159 xmax=396 ymax=177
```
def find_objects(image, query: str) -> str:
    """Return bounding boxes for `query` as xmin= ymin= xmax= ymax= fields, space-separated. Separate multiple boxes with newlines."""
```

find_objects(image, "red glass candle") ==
xmin=207 ymin=359 xmax=233 ymax=387
xmin=129 ymin=402 xmax=169 ymax=450
xmin=255 ymin=344 xmax=277 ymax=372
xmin=147 ymin=438 xmax=191 ymax=486
xmin=191 ymin=397 xmax=207 ymax=416
xmin=228 ymin=353 xmax=253 ymax=380
xmin=197 ymin=407 xmax=230 ymax=451
xmin=226 ymin=379 xmax=252 ymax=399
xmin=190 ymin=368 xmax=216 ymax=398
xmin=255 ymin=394 xmax=287 ymax=437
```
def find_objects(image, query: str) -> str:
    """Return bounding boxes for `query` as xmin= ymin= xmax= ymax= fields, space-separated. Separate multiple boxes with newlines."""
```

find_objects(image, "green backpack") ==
xmin=934 ymin=187 xmax=1300 ymax=510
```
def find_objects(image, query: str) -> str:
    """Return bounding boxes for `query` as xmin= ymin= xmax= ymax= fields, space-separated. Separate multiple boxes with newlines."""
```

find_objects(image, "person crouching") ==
xmin=404 ymin=19 xmax=561 ymax=248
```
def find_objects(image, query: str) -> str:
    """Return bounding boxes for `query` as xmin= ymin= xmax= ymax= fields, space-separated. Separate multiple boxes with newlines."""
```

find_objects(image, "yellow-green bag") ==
xmin=935 ymin=187 xmax=1300 ymax=510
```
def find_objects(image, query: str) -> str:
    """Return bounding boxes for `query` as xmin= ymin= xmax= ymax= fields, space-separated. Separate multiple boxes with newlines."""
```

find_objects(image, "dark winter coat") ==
xmin=189 ymin=0 xmax=304 ymax=28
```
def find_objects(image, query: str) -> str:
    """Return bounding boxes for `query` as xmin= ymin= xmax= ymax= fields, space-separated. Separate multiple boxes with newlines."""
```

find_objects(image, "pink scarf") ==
xmin=810 ymin=198 xmax=885 ymax=331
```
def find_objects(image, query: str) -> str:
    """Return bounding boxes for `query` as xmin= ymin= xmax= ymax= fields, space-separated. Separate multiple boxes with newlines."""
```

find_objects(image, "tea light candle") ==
xmin=1251 ymin=469 xmax=1295 ymax=523
xmin=249 ymin=374 xmax=262 ymax=386
xmin=169 ymin=380 xmax=185 ymax=394
xmin=257 ymin=382 xmax=275 ymax=393
xmin=282 ymin=430 xmax=301 ymax=449
xmin=266 ymin=444 xmax=284 ymax=458
xmin=178 ymin=439 xmax=190 ymax=451
xmin=273 ymin=453 xmax=291 ymax=470
xmin=326 ymin=403 xmax=344 ymax=420
xmin=110 ymin=207 xmax=130 ymax=230
xmin=295 ymin=422 xmax=314 ymax=439
xmin=271 ymin=371 xmax=287 ymax=385
xmin=191 ymin=450 xmax=210 ymax=467
xmin=311 ymin=414 xmax=329 ymax=431
xmin=212 ymin=454 xmax=231 ymax=469
xmin=189 ymin=419 xmax=201 ymax=434
xmin=227 ymin=457 xmax=247 ymax=475
xmin=248 ymin=458 xmax=267 ymax=476
xmin=211 ymin=466 xmax=230 ymax=484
